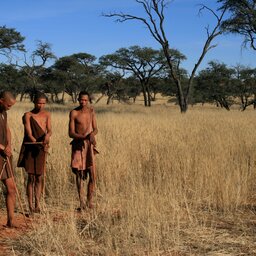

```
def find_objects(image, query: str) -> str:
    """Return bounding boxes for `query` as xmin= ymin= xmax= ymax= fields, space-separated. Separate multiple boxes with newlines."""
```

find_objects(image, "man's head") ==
xmin=0 ymin=91 xmax=16 ymax=111
xmin=78 ymin=91 xmax=91 ymax=107
xmin=33 ymin=92 xmax=47 ymax=111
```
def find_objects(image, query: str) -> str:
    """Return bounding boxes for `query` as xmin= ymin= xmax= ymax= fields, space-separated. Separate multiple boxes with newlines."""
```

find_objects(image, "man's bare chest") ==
xmin=75 ymin=113 xmax=91 ymax=125
xmin=31 ymin=114 xmax=47 ymax=129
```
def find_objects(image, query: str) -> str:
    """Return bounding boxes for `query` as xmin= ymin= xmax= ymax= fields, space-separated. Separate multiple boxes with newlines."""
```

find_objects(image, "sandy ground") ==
xmin=0 ymin=210 xmax=32 ymax=256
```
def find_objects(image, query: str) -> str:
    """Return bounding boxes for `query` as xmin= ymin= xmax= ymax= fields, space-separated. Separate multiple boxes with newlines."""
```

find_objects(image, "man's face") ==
xmin=78 ymin=95 xmax=89 ymax=107
xmin=34 ymin=98 xmax=46 ymax=111
xmin=0 ymin=98 xmax=16 ymax=111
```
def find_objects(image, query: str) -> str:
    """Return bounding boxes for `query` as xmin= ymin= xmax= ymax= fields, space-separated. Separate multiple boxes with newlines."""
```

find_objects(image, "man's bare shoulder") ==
xmin=90 ymin=106 xmax=97 ymax=116
xmin=70 ymin=107 xmax=80 ymax=117
xmin=22 ymin=111 xmax=32 ymax=123
xmin=23 ymin=111 xmax=32 ymax=118
xmin=43 ymin=110 xmax=51 ymax=118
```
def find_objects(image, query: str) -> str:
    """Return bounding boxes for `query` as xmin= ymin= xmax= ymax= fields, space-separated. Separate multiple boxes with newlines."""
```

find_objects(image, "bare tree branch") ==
xmin=103 ymin=0 xmax=227 ymax=112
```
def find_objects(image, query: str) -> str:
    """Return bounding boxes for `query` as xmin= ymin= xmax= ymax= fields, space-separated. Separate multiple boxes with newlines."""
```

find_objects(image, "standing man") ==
xmin=69 ymin=91 xmax=98 ymax=210
xmin=17 ymin=92 xmax=52 ymax=214
xmin=0 ymin=91 xmax=16 ymax=227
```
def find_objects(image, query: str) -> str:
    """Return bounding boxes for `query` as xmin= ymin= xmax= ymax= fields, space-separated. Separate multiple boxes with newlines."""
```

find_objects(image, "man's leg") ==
xmin=75 ymin=172 xmax=86 ymax=210
xmin=3 ymin=178 xmax=16 ymax=227
xmin=87 ymin=167 xmax=96 ymax=209
xmin=34 ymin=175 xmax=43 ymax=213
xmin=27 ymin=174 xmax=35 ymax=213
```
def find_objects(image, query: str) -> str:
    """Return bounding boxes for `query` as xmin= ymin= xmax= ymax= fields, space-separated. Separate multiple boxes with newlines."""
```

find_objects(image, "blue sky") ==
xmin=0 ymin=0 xmax=255 ymax=73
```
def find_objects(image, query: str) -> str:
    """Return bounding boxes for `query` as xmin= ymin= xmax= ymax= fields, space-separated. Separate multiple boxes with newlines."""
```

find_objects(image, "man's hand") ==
xmin=89 ymin=133 xmax=96 ymax=146
xmin=44 ymin=143 xmax=50 ymax=153
xmin=29 ymin=136 xmax=37 ymax=143
xmin=0 ymin=144 xmax=5 ymax=152
xmin=44 ymin=134 xmax=51 ymax=144
xmin=3 ymin=145 xmax=12 ymax=158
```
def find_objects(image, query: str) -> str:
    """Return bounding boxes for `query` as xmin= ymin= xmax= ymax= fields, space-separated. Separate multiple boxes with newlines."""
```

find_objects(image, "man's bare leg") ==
xmin=3 ymin=178 xmax=16 ymax=227
xmin=34 ymin=175 xmax=43 ymax=213
xmin=76 ymin=173 xmax=86 ymax=210
xmin=87 ymin=167 xmax=95 ymax=209
xmin=27 ymin=174 xmax=35 ymax=213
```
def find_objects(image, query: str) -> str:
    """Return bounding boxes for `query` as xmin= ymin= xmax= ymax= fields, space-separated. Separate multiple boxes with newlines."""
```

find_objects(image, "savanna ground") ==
xmin=1 ymin=96 xmax=256 ymax=255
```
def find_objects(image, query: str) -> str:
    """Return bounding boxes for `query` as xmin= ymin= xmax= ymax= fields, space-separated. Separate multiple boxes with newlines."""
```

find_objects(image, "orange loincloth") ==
xmin=71 ymin=139 xmax=96 ymax=171
xmin=17 ymin=116 xmax=46 ymax=175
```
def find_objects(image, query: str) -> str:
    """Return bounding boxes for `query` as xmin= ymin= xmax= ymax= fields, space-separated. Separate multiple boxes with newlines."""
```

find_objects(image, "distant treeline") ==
xmin=0 ymin=26 xmax=255 ymax=110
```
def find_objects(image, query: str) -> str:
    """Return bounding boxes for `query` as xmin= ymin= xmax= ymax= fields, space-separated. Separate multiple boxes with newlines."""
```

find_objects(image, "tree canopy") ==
xmin=0 ymin=25 xmax=25 ymax=60
xmin=100 ymin=45 xmax=167 ymax=106
xmin=218 ymin=0 xmax=256 ymax=50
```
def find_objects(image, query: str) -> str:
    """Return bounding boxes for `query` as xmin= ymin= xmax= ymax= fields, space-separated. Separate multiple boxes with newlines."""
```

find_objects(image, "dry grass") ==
xmin=1 ymin=102 xmax=256 ymax=255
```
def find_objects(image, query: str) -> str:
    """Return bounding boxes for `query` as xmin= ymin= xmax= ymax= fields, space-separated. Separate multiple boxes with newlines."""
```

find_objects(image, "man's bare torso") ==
xmin=73 ymin=108 xmax=93 ymax=137
xmin=26 ymin=111 xmax=49 ymax=132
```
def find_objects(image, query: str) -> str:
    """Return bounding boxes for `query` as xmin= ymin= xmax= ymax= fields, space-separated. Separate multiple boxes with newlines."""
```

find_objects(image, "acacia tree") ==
xmin=95 ymin=71 xmax=126 ymax=105
xmin=218 ymin=0 xmax=256 ymax=50
xmin=194 ymin=61 xmax=234 ymax=110
xmin=16 ymin=41 xmax=56 ymax=99
xmin=40 ymin=67 xmax=66 ymax=103
xmin=232 ymin=64 xmax=256 ymax=110
xmin=0 ymin=26 xmax=25 ymax=59
xmin=99 ymin=45 xmax=167 ymax=106
xmin=104 ymin=0 xmax=227 ymax=112
xmin=53 ymin=52 xmax=99 ymax=102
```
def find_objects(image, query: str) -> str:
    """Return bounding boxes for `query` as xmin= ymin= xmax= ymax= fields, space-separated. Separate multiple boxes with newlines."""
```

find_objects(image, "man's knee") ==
xmin=88 ymin=169 xmax=95 ymax=183
xmin=35 ymin=175 xmax=42 ymax=183
xmin=28 ymin=175 xmax=35 ymax=184
xmin=5 ymin=179 xmax=16 ymax=196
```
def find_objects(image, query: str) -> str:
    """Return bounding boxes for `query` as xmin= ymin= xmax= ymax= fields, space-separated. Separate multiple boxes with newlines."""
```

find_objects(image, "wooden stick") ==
xmin=42 ymin=151 xmax=47 ymax=210
xmin=24 ymin=142 xmax=44 ymax=145
xmin=6 ymin=157 xmax=28 ymax=226
xmin=0 ymin=161 xmax=7 ymax=180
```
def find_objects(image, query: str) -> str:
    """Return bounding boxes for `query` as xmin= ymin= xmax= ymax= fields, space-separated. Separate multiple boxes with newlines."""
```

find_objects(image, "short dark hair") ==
xmin=33 ymin=91 xmax=47 ymax=103
xmin=78 ymin=91 xmax=91 ymax=103
xmin=0 ymin=90 xmax=15 ymax=100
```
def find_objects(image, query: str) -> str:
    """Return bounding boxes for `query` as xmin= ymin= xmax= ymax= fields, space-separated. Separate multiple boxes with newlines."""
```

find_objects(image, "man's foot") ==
xmin=29 ymin=206 xmax=34 ymax=214
xmin=76 ymin=205 xmax=86 ymax=212
xmin=25 ymin=213 xmax=31 ymax=218
xmin=34 ymin=207 xmax=41 ymax=214
xmin=86 ymin=201 xmax=94 ymax=209
xmin=4 ymin=220 xmax=18 ymax=228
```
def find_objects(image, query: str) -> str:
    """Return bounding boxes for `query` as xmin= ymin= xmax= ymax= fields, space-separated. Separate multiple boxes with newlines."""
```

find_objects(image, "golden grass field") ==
xmin=1 ymin=99 xmax=256 ymax=255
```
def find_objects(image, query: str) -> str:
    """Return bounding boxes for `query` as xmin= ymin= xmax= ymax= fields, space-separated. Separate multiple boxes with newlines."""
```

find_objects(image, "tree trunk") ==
xmin=50 ymin=93 xmax=54 ymax=103
xmin=177 ymin=90 xmax=188 ymax=113
xmin=219 ymin=97 xmax=230 ymax=111
xmin=95 ymin=94 xmax=105 ymax=104
xmin=54 ymin=92 xmax=60 ymax=103
xmin=61 ymin=91 xmax=65 ymax=103
xmin=107 ymin=95 xmax=112 ymax=105
xmin=141 ymin=86 xmax=148 ymax=106
xmin=71 ymin=93 xmax=75 ymax=103
xmin=146 ymin=86 xmax=151 ymax=107
xmin=163 ymin=46 xmax=188 ymax=113
xmin=19 ymin=92 xmax=25 ymax=102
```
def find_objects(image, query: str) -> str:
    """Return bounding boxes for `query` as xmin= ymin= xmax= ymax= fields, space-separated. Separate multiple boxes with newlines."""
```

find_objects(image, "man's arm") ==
xmin=24 ymin=113 xmax=36 ymax=142
xmin=89 ymin=109 xmax=98 ymax=145
xmin=91 ymin=109 xmax=98 ymax=136
xmin=44 ymin=112 xmax=52 ymax=144
xmin=2 ymin=124 xmax=12 ymax=157
xmin=68 ymin=110 xmax=86 ymax=140
xmin=0 ymin=144 xmax=5 ymax=151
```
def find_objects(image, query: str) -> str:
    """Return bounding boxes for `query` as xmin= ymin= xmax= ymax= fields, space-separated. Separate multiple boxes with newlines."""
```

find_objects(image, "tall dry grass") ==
xmin=1 ymin=102 xmax=256 ymax=255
